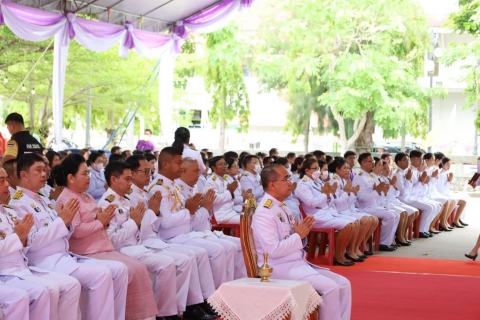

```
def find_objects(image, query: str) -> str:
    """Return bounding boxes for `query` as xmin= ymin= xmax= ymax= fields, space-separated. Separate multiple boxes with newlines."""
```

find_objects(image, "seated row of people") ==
xmin=1 ymin=149 xmax=247 ymax=320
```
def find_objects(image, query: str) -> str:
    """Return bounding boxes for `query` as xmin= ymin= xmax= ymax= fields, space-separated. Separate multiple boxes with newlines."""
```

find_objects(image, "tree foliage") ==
xmin=254 ymin=0 xmax=441 ymax=152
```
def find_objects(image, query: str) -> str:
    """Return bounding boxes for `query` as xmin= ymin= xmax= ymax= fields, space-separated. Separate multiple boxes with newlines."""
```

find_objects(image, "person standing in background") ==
xmin=136 ymin=129 xmax=155 ymax=151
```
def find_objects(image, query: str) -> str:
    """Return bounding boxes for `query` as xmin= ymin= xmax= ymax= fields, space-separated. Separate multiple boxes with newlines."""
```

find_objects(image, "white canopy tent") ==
xmin=1 ymin=0 xmax=252 ymax=148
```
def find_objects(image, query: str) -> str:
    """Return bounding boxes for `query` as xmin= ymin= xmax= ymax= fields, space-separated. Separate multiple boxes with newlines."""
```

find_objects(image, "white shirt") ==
xmin=182 ymin=144 xmax=206 ymax=175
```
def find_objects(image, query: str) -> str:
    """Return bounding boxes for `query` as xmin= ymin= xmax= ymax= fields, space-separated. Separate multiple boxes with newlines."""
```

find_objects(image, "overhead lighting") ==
xmin=31 ymin=87 xmax=35 ymax=95
xmin=3 ymin=77 xmax=8 ymax=83
xmin=21 ymin=84 xmax=26 ymax=91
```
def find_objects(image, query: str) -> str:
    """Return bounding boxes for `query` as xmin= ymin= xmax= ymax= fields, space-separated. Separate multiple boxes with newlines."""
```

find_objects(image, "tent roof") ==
xmin=9 ymin=0 xmax=221 ymax=32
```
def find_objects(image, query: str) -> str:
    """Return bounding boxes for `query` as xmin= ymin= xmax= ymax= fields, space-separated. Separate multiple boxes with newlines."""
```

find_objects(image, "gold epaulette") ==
xmin=302 ymin=177 xmax=308 ymax=182
xmin=358 ymin=172 xmax=363 ymax=176
xmin=105 ymin=194 xmax=115 ymax=203
xmin=3 ymin=204 xmax=13 ymax=209
xmin=292 ymin=170 xmax=298 ymax=174
xmin=223 ymin=175 xmax=229 ymax=181
xmin=263 ymin=199 xmax=273 ymax=209
xmin=156 ymin=179 xmax=163 ymax=185
xmin=13 ymin=190 xmax=23 ymax=200
xmin=128 ymin=188 xmax=133 ymax=195
xmin=212 ymin=175 xmax=217 ymax=181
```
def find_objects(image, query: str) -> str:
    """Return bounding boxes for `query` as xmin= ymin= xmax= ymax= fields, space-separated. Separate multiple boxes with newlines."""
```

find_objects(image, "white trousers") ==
xmin=0 ymin=284 xmax=30 ymax=320
xmin=301 ymin=269 xmax=352 ymax=320
xmin=121 ymin=248 xmax=177 ymax=317
xmin=69 ymin=263 xmax=115 ymax=320
xmin=169 ymin=245 xmax=215 ymax=300
xmin=1 ymin=271 xmax=81 ymax=320
xmin=78 ymin=259 xmax=128 ymax=320
xmin=222 ymin=214 xmax=240 ymax=224
xmin=408 ymin=199 xmax=439 ymax=232
xmin=170 ymin=237 xmax=228 ymax=289
xmin=364 ymin=207 xmax=400 ymax=245
xmin=215 ymin=234 xmax=247 ymax=279
xmin=202 ymin=236 xmax=237 ymax=282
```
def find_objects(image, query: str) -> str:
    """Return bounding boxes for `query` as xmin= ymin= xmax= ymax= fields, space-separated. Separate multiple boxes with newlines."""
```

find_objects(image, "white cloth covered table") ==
xmin=207 ymin=278 xmax=322 ymax=320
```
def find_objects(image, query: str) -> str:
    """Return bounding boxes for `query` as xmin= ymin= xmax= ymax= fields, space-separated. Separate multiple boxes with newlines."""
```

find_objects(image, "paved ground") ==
xmin=375 ymin=197 xmax=480 ymax=260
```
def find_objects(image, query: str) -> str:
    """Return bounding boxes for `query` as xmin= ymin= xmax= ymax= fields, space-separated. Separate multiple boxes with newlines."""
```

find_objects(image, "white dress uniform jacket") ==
xmin=182 ymin=145 xmax=206 ymax=175
xmin=10 ymin=187 xmax=116 ymax=320
xmin=224 ymin=175 xmax=244 ymax=213
xmin=252 ymin=193 xmax=351 ymax=320
xmin=331 ymin=174 xmax=369 ymax=220
xmin=204 ymin=173 xmax=240 ymax=224
xmin=239 ymin=172 xmax=264 ymax=203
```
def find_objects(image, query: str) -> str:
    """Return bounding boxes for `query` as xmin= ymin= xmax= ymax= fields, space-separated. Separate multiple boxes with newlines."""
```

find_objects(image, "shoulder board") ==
xmin=333 ymin=175 xmax=338 ymax=180
xmin=292 ymin=170 xmax=298 ymax=174
xmin=124 ymin=195 xmax=130 ymax=200
xmin=244 ymin=173 xmax=249 ymax=176
xmin=212 ymin=175 xmax=217 ymax=181
xmin=396 ymin=169 xmax=401 ymax=173
xmin=13 ymin=190 xmax=23 ymax=200
xmin=263 ymin=199 xmax=273 ymax=209
xmin=358 ymin=172 xmax=363 ymax=176
xmin=223 ymin=175 xmax=229 ymax=180
xmin=302 ymin=177 xmax=308 ymax=182
xmin=369 ymin=173 xmax=374 ymax=178
xmin=128 ymin=188 xmax=133 ymax=195
xmin=3 ymin=204 xmax=13 ymax=209
xmin=38 ymin=191 xmax=45 ymax=197
xmin=156 ymin=179 xmax=163 ymax=185
xmin=105 ymin=194 xmax=115 ymax=203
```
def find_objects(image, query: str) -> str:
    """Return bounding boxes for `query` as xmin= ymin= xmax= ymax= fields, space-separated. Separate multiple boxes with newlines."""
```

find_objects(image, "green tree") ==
xmin=204 ymin=25 xmax=250 ymax=153
xmin=254 ymin=0 xmax=438 ymax=153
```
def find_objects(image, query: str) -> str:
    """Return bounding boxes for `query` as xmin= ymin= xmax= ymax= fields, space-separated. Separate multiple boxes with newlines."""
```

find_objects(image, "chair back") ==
xmin=299 ymin=204 xmax=307 ymax=219
xmin=240 ymin=196 xmax=259 ymax=278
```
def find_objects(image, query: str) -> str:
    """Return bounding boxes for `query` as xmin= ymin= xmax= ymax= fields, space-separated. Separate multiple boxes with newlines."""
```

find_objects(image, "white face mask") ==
xmin=320 ymin=171 xmax=329 ymax=181
xmin=254 ymin=164 xmax=262 ymax=174
xmin=312 ymin=171 xmax=321 ymax=180
xmin=92 ymin=163 xmax=104 ymax=172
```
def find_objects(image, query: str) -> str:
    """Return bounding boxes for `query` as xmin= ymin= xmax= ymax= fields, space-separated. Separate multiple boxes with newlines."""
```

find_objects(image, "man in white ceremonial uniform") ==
xmin=2 ymin=159 xmax=18 ymax=198
xmin=408 ymin=150 xmax=442 ymax=237
xmin=178 ymin=157 xmax=246 ymax=279
xmin=0 ymin=282 xmax=30 ymax=320
xmin=147 ymin=147 xmax=228 ymax=290
xmin=252 ymin=164 xmax=351 ymax=320
xmin=240 ymin=155 xmax=264 ymax=203
xmin=0 ymin=167 xmax=81 ymax=320
xmin=352 ymin=153 xmax=399 ymax=251
xmin=393 ymin=152 xmax=439 ymax=238
xmin=99 ymin=160 xmax=207 ymax=320
xmin=9 ymin=153 xmax=120 ymax=320
xmin=204 ymin=156 xmax=242 ymax=225
xmin=125 ymin=155 xmax=219 ymax=319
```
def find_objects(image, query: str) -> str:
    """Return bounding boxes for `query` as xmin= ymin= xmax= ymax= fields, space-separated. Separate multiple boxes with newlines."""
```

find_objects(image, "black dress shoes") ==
xmin=460 ymin=219 xmax=469 ymax=226
xmin=431 ymin=230 xmax=441 ymax=234
xmin=364 ymin=251 xmax=374 ymax=256
xmin=334 ymin=259 xmax=355 ymax=266
xmin=452 ymin=222 xmax=464 ymax=228
xmin=184 ymin=305 xmax=218 ymax=320
xmin=345 ymin=253 xmax=365 ymax=262
xmin=439 ymin=226 xmax=452 ymax=232
xmin=200 ymin=301 xmax=219 ymax=317
xmin=396 ymin=238 xmax=411 ymax=246
xmin=379 ymin=244 xmax=396 ymax=251
xmin=419 ymin=232 xmax=430 ymax=238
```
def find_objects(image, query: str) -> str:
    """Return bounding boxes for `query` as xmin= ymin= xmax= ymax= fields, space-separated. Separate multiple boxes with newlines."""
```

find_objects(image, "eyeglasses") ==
xmin=216 ymin=163 xmax=228 ymax=167
xmin=134 ymin=168 xmax=153 ymax=175
xmin=272 ymin=177 xmax=293 ymax=184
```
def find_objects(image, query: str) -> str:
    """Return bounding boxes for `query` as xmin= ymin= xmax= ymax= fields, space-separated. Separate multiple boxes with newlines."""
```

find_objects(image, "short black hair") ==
xmin=97 ymin=150 xmax=106 ymax=156
xmin=45 ymin=151 xmax=60 ymax=168
xmin=158 ymin=147 xmax=182 ymax=170
xmin=274 ymin=157 xmax=289 ymax=167
xmin=344 ymin=151 xmax=356 ymax=158
xmin=5 ymin=112 xmax=24 ymax=125
xmin=381 ymin=153 xmax=391 ymax=160
xmin=243 ymin=155 xmax=259 ymax=168
xmin=358 ymin=152 xmax=372 ymax=165
xmin=269 ymin=148 xmax=279 ymax=156
xmin=409 ymin=150 xmax=423 ymax=159
xmin=51 ymin=154 xmax=85 ymax=187
xmin=2 ymin=159 xmax=17 ymax=177
xmin=109 ymin=153 xmax=124 ymax=163
xmin=312 ymin=150 xmax=325 ymax=159
xmin=225 ymin=157 xmax=238 ymax=169
xmin=121 ymin=150 xmax=131 ymax=158
xmin=125 ymin=155 xmax=147 ymax=171
xmin=58 ymin=151 xmax=69 ymax=160
xmin=17 ymin=153 xmax=45 ymax=179
xmin=286 ymin=152 xmax=296 ymax=159
xmin=209 ymin=156 xmax=225 ymax=168
xmin=111 ymin=146 xmax=121 ymax=154
xmin=132 ymin=150 xmax=145 ymax=156
xmin=261 ymin=163 xmax=283 ymax=189
xmin=394 ymin=152 xmax=408 ymax=164
xmin=223 ymin=151 xmax=238 ymax=159
xmin=423 ymin=153 xmax=434 ymax=161
xmin=105 ymin=161 xmax=131 ymax=187
xmin=145 ymin=129 xmax=152 ymax=134
xmin=434 ymin=152 xmax=445 ymax=161
xmin=144 ymin=153 xmax=156 ymax=162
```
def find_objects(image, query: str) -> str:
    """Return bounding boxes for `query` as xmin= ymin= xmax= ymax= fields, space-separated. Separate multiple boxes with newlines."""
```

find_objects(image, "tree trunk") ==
xmin=354 ymin=111 xmax=375 ymax=154
xmin=304 ymin=116 xmax=310 ymax=153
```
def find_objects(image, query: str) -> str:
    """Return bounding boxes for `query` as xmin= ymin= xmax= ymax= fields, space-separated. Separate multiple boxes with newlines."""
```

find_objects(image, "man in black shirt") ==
xmin=1 ymin=113 xmax=43 ymax=165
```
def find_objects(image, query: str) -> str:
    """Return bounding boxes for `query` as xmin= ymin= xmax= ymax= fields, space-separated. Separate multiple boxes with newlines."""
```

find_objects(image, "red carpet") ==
xmin=311 ymin=255 xmax=480 ymax=277
xmin=335 ymin=270 xmax=480 ymax=320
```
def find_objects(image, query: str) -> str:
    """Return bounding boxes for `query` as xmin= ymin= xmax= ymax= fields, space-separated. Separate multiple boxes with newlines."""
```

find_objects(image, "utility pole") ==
xmin=85 ymin=87 xmax=92 ymax=148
